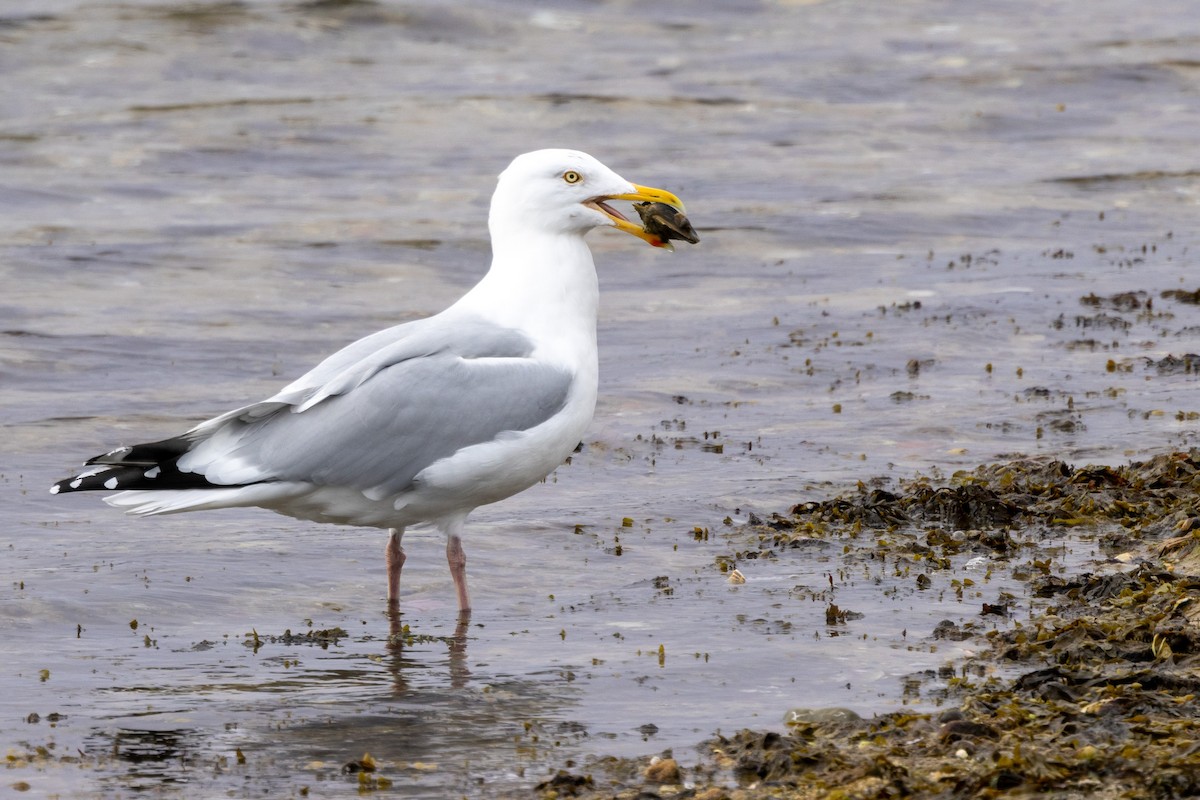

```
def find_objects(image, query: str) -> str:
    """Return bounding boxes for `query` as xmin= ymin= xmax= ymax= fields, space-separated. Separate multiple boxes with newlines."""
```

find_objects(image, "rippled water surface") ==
xmin=3 ymin=0 xmax=1200 ymax=795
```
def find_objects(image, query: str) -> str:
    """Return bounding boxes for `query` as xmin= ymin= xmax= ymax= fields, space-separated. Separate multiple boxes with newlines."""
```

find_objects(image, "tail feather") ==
xmin=103 ymin=484 xmax=300 ymax=516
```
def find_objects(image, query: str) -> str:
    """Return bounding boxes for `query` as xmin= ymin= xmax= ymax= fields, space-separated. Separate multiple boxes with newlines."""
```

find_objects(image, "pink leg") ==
xmin=446 ymin=533 xmax=471 ymax=613
xmin=386 ymin=527 xmax=406 ymax=608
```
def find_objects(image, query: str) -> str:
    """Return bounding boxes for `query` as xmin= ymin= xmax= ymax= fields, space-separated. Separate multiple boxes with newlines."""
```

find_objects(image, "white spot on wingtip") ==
xmin=70 ymin=478 xmax=83 ymax=489
xmin=50 ymin=485 xmax=60 ymax=494
xmin=104 ymin=477 xmax=119 ymax=490
xmin=145 ymin=467 xmax=161 ymax=479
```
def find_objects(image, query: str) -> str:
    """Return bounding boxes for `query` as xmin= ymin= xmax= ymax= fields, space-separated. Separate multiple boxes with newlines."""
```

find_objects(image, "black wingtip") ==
xmin=85 ymin=436 xmax=193 ymax=467
xmin=51 ymin=465 xmax=148 ymax=494
xmin=52 ymin=436 xmax=224 ymax=494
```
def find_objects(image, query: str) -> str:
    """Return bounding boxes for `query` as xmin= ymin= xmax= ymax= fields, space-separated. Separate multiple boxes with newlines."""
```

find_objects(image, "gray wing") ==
xmin=191 ymin=315 xmax=539 ymax=430
xmin=177 ymin=317 xmax=573 ymax=494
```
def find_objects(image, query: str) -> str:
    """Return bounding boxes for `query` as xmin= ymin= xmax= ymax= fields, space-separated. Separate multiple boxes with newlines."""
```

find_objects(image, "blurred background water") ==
xmin=3 ymin=0 xmax=1199 ymax=795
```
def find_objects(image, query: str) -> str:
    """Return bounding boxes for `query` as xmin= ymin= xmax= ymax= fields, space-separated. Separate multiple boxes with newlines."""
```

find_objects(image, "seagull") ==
xmin=51 ymin=149 xmax=696 ymax=614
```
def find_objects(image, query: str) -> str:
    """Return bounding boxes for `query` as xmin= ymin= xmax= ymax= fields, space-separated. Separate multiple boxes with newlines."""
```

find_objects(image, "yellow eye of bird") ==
xmin=562 ymin=170 xmax=582 ymax=184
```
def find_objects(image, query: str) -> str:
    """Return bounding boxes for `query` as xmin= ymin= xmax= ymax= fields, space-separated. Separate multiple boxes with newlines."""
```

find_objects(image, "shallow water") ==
xmin=3 ymin=0 xmax=1200 ymax=795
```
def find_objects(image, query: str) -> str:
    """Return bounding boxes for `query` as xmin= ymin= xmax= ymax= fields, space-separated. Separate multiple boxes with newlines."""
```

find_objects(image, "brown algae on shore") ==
xmin=548 ymin=452 xmax=1200 ymax=799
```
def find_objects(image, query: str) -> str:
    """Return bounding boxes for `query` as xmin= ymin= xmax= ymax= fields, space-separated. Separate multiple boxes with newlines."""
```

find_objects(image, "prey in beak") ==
xmin=586 ymin=184 xmax=698 ymax=250
xmin=633 ymin=202 xmax=699 ymax=247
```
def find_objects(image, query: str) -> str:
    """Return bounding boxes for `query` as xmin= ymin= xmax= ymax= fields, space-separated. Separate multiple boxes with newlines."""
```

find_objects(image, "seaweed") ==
xmin=545 ymin=452 xmax=1200 ymax=799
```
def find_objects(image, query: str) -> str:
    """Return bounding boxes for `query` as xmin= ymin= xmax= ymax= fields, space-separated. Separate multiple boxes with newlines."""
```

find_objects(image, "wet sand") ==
xmin=3 ymin=1 xmax=1200 ymax=797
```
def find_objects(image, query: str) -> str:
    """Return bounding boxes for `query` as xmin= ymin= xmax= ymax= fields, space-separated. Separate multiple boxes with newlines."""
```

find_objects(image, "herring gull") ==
xmin=51 ymin=149 xmax=696 ymax=613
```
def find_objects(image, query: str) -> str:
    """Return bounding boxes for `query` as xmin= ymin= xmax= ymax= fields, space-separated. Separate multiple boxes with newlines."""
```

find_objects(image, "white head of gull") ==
xmin=51 ymin=149 xmax=695 ymax=614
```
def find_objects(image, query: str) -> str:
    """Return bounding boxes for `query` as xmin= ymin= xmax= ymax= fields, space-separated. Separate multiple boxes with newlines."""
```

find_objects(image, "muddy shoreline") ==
xmin=539 ymin=451 xmax=1200 ymax=799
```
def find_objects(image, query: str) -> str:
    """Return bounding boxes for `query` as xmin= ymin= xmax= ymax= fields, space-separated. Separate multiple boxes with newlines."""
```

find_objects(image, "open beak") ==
xmin=586 ymin=184 xmax=690 ymax=250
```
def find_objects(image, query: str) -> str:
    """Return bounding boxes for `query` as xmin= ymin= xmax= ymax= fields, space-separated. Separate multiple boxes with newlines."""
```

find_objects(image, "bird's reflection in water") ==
xmin=384 ymin=607 xmax=471 ymax=693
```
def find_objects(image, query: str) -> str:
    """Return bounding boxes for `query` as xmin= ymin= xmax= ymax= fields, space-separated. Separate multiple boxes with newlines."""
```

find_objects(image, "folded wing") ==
xmin=52 ymin=315 xmax=574 ymax=500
